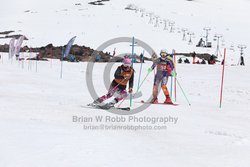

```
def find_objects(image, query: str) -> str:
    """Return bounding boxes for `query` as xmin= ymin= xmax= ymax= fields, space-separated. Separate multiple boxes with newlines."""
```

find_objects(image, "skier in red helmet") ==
xmin=91 ymin=57 xmax=134 ymax=108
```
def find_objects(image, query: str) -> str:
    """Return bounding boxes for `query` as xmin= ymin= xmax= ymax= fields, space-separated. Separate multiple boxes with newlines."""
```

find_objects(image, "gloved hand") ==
xmin=147 ymin=67 xmax=153 ymax=73
xmin=162 ymin=71 xmax=167 ymax=77
xmin=123 ymin=74 xmax=130 ymax=80
xmin=128 ymin=88 xmax=133 ymax=93
xmin=171 ymin=71 xmax=177 ymax=77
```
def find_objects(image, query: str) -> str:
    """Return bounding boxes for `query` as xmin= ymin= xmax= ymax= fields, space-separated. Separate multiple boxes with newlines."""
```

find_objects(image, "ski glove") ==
xmin=123 ymin=74 xmax=131 ymax=80
xmin=147 ymin=67 xmax=153 ymax=73
xmin=162 ymin=71 xmax=167 ymax=77
xmin=171 ymin=71 xmax=177 ymax=77
xmin=128 ymin=88 xmax=133 ymax=93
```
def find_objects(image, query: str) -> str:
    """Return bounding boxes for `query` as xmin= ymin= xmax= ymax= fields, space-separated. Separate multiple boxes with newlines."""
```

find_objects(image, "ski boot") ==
xmin=88 ymin=98 xmax=102 ymax=107
xmin=107 ymin=99 xmax=117 ymax=108
xmin=101 ymin=99 xmax=117 ymax=109
xmin=150 ymin=97 xmax=158 ymax=104
xmin=164 ymin=95 xmax=173 ymax=104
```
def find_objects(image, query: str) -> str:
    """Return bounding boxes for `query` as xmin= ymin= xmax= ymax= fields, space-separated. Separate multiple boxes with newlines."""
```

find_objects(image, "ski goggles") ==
xmin=123 ymin=64 xmax=131 ymax=67
xmin=161 ymin=53 xmax=167 ymax=57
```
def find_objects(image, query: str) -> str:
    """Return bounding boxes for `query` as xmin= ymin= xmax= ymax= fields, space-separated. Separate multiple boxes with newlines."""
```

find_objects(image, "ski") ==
xmin=85 ymin=103 xmax=130 ymax=111
xmin=136 ymin=100 xmax=179 ymax=106
xmin=112 ymin=107 xmax=130 ymax=111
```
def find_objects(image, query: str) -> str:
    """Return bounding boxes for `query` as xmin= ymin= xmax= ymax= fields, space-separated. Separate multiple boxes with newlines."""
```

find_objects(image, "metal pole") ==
xmin=130 ymin=37 xmax=135 ymax=107
xmin=219 ymin=48 xmax=227 ymax=108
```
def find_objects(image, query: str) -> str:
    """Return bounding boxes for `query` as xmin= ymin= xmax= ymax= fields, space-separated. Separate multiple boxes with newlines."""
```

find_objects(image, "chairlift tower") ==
xmin=230 ymin=43 xmax=235 ymax=52
xmin=203 ymin=27 xmax=211 ymax=47
xmin=237 ymin=44 xmax=247 ymax=65
xmin=188 ymin=32 xmax=194 ymax=45
xmin=238 ymin=44 xmax=247 ymax=56
xmin=214 ymin=34 xmax=223 ymax=58
xmin=169 ymin=21 xmax=175 ymax=33
xmin=154 ymin=15 xmax=160 ymax=27
xmin=148 ymin=13 xmax=154 ymax=24
xmin=182 ymin=28 xmax=188 ymax=41
xmin=135 ymin=7 xmax=139 ymax=13
xmin=140 ymin=8 xmax=145 ymax=17
xmin=163 ymin=19 xmax=169 ymax=30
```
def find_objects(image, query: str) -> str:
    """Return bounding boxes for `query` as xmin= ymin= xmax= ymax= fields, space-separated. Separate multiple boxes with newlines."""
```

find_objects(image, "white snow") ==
xmin=1 ymin=0 xmax=250 ymax=166
xmin=0 ymin=52 xmax=250 ymax=167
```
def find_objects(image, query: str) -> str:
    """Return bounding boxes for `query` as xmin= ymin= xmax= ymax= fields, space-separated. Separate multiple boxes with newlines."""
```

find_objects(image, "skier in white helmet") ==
xmin=147 ymin=49 xmax=176 ymax=104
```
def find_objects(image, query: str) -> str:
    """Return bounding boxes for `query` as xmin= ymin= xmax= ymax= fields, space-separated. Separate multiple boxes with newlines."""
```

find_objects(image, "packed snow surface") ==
xmin=0 ymin=53 xmax=250 ymax=166
xmin=1 ymin=0 xmax=250 ymax=166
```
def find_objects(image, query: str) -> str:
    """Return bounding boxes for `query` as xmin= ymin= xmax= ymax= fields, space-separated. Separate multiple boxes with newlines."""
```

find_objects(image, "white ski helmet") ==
xmin=160 ymin=49 xmax=168 ymax=55
xmin=160 ymin=49 xmax=168 ymax=59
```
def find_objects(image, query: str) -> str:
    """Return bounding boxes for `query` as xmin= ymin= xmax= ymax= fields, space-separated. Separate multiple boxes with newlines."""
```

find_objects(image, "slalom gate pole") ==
xmin=130 ymin=36 xmax=135 ymax=107
xmin=174 ymin=49 xmax=177 ymax=102
xmin=36 ymin=52 xmax=38 ymax=72
xmin=60 ymin=47 xmax=64 ymax=78
xmin=28 ymin=47 xmax=31 ymax=71
xmin=21 ymin=48 xmax=24 ymax=69
xmin=50 ymin=48 xmax=53 ymax=68
xmin=176 ymin=77 xmax=191 ymax=106
xmin=219 ymin=48 xmax=227 ymax=108
xmin=36 ymin=59 xmax=38 ymax=72
xmin=137 ymin=50 xmax=144 ymax=92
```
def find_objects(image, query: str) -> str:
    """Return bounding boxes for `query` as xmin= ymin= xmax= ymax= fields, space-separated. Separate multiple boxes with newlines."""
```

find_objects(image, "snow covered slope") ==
xmin=1 ymin=0 xmax=250 ymax=166
xmin=0 ymin=53 xmax=250 ymax=167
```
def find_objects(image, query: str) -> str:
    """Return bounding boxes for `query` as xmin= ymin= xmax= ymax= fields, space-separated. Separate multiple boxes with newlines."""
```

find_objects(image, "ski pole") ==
xmin=117 ymin=93 xmax=129 ymax=108
xmin=108 ymin=78 xmax=126 ymax=95
xmin=137 ymin=70 xmax=151 ymax=92
xmin=130 ymin=36 xmax=135 ymax=107
xmin=170 ymin=76 xmax=173 ymax=98
xmin=170 ymin=50 xmax=174 ymax=98
xmin=175 ymin=77 xmax=191 ymax=106
xmin=101 ymin=78 xmax=128 ymax=109
xmin=137 ymin=50 xmax=144 ymax=92
xmin=173 ymin=49 xmax=177 ymax=102
xmin=130 ymin=70 xmax=151 ymax=100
